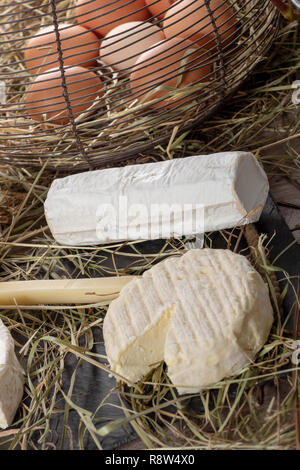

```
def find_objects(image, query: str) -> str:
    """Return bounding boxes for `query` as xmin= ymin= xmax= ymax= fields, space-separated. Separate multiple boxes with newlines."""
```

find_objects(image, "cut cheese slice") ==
xmin=0 ymin=319 xmax=24 ymax=428
xmin=44 ymin=152 xmax=269 ymax=245
xmin=103 ymin=249 xmax=273 ymax=394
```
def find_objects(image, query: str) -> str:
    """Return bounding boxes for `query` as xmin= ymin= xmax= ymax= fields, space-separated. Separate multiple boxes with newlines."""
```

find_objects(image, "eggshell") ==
xmin=75 ymin=0 xmax=150 ymax=37
xmin=129 ymin=37 xmax=211 ymax=108
xmin=100 ymin=21 xmax=164 ymax=73
xmin=144 ymin=0 xmax=174 ymax=20
xmin=24 ymin=23 xmax=100 ymax=75
xmin=24 ymin=66 xmax=103 ymax=124
xmin=163 ymin=0 xmax=236 ymax=51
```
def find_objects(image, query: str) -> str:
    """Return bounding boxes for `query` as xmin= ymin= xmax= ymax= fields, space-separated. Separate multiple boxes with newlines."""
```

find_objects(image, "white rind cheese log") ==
xmin=0 ymin=319 xmax=24 ymax=428
xmin=103 ymin=249 xmax=273 ymax=395
xmin=44 ymin=152 xmax=269 ymax=245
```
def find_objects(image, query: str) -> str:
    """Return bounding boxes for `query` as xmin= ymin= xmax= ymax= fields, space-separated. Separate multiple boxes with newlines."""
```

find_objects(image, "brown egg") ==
xmin=75 ymin=0 xmax=150 ymax=38
xmin=100 ymin=21 xmax=165 ymax=73
xmin=24 ymin=66 xmax=103 ymax=125
xmin=129 ymin=37 xmax=211 ymax=109
xmin=144 ymin=0 xmax=174 ymax=20
xmin=24 ymin=23 xmax=100 ymax=75
xmin=163 ymin=0 xmax=236 ymax=51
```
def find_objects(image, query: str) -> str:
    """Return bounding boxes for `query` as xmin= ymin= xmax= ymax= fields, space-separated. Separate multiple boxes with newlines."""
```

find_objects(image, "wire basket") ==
xmin=0 ymin=0 xmax=279 ymax=172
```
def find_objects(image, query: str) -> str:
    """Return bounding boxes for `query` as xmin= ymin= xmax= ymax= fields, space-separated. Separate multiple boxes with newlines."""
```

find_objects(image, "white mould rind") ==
xmin=103 ymin=249 xmax=274 ymax=395
xmin=0 ymin=319 xmax=24 ymax=429
xmin=44 ymin=152 xmax=269 ymax=246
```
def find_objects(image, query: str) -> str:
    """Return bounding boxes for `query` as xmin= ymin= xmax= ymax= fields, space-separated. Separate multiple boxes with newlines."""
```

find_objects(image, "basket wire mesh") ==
xmin=0 ymin=0 xmax=279 ymax=171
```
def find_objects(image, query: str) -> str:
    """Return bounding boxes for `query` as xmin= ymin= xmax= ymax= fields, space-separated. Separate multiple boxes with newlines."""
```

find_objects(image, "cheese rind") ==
xmin=0 ymin=319 xmax=24 ymax=429
xmin=103 ymin=249 xmax=273 ymax=394
xmin=44 ymin=152 xmax=269 ymax=245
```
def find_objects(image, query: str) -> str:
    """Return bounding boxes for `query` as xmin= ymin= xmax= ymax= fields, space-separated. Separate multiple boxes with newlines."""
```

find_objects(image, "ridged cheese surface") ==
xmin=103 ymin=249 xmax=273 ymax=394
xmin=0 ymin=319 xmax=24 ymax=429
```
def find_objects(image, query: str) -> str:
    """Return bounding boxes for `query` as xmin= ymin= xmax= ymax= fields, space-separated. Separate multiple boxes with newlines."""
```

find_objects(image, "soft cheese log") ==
xmin=44 ymin=152 xmax=269 ymax=245
xmin=0 ymin=319 xmax=24 ymax=428
xmin=103 ymin=249 xmax=274 ymax=394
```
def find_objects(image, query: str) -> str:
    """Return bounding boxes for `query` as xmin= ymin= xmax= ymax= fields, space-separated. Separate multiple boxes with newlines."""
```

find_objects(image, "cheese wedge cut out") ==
xmin=44 ymin=152 xmax=269 ymax=245
xmin=103 ymin=249 xmax=273 ymax=394
xmin=0 ymin=319 xmax=24 ymax=428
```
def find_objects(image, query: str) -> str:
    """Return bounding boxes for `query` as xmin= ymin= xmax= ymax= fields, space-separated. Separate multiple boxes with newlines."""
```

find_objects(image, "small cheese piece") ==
xmin=0 ymin=319 xmax=24 ymax=428
xmin=44 ymin=152 xmax=269 ymax=245
xmin=103 ymin=249 xmax=273 ymax=394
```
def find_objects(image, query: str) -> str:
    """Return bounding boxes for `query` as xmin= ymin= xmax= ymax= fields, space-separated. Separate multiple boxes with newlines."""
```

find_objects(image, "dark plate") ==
xmin=35 ymin=194 xmax=300 ymax=450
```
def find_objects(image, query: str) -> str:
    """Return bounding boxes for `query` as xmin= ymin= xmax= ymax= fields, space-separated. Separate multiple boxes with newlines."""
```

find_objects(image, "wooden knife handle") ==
xmin=0 ymin=276 xmax=135 ymax=306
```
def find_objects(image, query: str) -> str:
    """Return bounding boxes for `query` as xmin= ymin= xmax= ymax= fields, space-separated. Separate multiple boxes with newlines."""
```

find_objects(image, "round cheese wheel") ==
xmin=103 ymin=249 xmax=273 ymax=394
